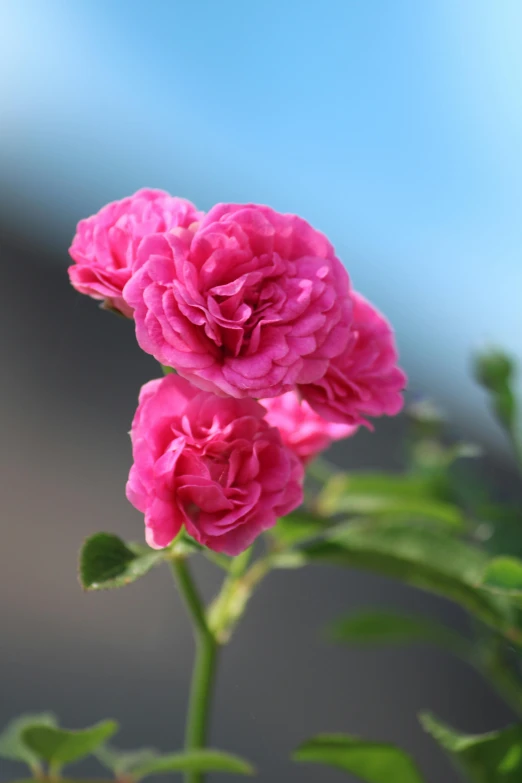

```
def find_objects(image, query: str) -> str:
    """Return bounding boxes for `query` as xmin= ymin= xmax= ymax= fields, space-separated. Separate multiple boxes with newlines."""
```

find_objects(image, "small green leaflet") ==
xmin=327 ymin=609 xmax=468 ymax=656
xmin=0 ymin=713 xmax=57 ymax=769
xmin=474 ymin=348 xmax=518 ymax=435
xmin=79 ymin=533 xmax=165 ymax=590
xmin=301 ymin=521 xmax=517 ymax=642
xmin=317 ymin=472 xmax=464 ymax=529
xmin=22 ymin=720 xmax=118 ymax=768
xmin=481 ymin=557 xmax=522 ymax=602
xmin=130 ymin=748 xmax=255 ymax=778
xmin=272 ymin=510 xmax=328 ymax=546
xmin=293 ymin=734 xmax=424 ymax=783
xmin=96 ymin=743 xmax=159 ymax=776
xmin=421 ymin=712 xmax=522 ymax=782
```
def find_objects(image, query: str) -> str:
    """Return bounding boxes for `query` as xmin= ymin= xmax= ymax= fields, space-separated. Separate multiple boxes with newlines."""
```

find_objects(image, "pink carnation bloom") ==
xmin=261 ymin=391 xmax=357 ymax=463
xmin=69 ymin=188 xmax=202 ymax=317
xmin=300 ymin=292 xmax=407 ymax=427
xmin=126 ymin=374 xmax=303 ymax=555
xmin=123 ymin=203 xmax=352 ymax=398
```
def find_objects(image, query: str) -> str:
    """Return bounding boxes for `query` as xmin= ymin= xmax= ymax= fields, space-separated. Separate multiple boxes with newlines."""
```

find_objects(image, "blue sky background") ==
xmin=1 ymin=0 xmax=521 ymax=447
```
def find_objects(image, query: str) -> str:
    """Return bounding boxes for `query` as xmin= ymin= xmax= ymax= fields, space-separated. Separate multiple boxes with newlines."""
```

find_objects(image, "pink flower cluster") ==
xmin=69 ymin=189 xmax=406 ymax=554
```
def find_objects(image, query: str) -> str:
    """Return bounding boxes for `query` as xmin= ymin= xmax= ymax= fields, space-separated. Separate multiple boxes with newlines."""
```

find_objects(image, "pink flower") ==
xmin=300 ymin=292 xmax=407 ymax=427
xmin=123 ymin=203 xmax=352 ymax=398
xmin=68 ymin=189 xmax=202 ymax=317
xmin=126 ymin=374 xmax=303 ymax=555
xmin=261 ymin=391 xmax=357 ymax=463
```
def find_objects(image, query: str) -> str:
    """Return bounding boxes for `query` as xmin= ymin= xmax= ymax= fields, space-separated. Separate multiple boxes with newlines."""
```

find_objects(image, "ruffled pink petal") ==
xmin=126 ymin=375 xmax=304 ymax=554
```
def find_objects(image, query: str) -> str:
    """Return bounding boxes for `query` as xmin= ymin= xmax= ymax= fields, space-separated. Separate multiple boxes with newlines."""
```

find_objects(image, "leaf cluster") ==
xmin=0 ymin=715 xmax=253 ymax=781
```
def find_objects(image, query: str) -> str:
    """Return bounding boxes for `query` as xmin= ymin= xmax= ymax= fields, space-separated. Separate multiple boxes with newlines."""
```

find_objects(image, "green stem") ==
xmin=170 ymin=558 xmax=218 ymax=783
xmin=171 ymin=557 xmax=209 ymax=637
xmin=508 ymin=428 xmax=522 ymax=475
xmin=48 ymin=763 xmax=62 ymax=782
xmin=186 ymin=632 xmax=218 ymax=754
xmin=208 ymin=553 xmax=272 ymax=643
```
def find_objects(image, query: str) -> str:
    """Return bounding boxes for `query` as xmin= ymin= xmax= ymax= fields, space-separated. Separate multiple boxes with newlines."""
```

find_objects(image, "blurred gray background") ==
xmin=1 ymin=1 xmax=522 ymax=781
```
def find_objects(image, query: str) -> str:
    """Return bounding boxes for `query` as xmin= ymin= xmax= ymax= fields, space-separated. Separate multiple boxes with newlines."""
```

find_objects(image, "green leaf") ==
xmin=301 ymin=521 xmax=517 ymax=641
xmin=22 ymin=720 xmax=118 ymax=768
xmin=474 ymin=348 xmax=514 ymax=394
xmin=421 ymin=712 xmax=522 ymax=782
xmin=271 ymin=551 xmax=308 ymax=569
xmin=474 ymin=506 xmax=522 ymax=563
xmin=481 ymin=557 xmax=522 ymax=601
xmin=95 ymin=744 xmax=158 ymax=776
xmin=0 ymin=713 xmax=57 ymax=769
xmin=131 ymin=749 xmax=254 ymax=778
xmin=319 ymin=473 xmax=432 ymax=511
xmin=79 ymin=533 xmax=165 ymax=590
xmin=327 ymin=609 xmax=468 ymax=655
xmin=293 ymin=734 xmax=424 ymax=783
xmin=272 ymin=511 xmax=328 ymax=546
xmin=317 ymin=473 xmax=464 ymax=529
xmin=474 ymin=348 xmax=519 ymax=440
